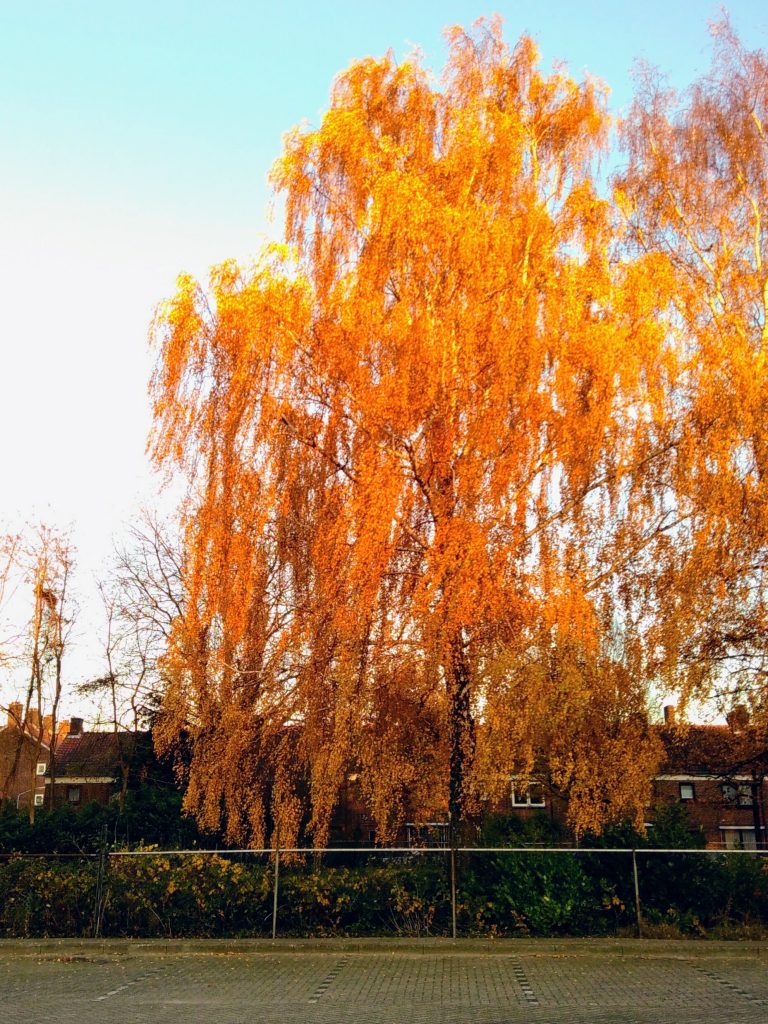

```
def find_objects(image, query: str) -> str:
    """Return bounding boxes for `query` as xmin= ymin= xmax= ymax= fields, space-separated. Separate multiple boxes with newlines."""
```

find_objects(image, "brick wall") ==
xmin=652 ymin=776 xmax=767 ymax=847
xmin=0 ymin=727 xmax=47 ymax=808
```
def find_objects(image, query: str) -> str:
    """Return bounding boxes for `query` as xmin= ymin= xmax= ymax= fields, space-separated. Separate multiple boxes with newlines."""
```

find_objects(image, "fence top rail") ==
xmin=0 ymin=852 xmax=99 ymax=859
xmin=106 ymin=845 xmax=768 ymax=857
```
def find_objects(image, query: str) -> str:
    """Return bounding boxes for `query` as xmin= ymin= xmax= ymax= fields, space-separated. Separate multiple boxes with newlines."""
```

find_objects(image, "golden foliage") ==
xmin=149 ymin=19 xmax=767 ymax=843
xmin=616 ymin=22 xmax=768 ymax=717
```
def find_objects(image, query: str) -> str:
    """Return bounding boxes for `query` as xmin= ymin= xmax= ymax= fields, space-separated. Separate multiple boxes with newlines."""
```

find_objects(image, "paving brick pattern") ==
xmin=1 ymin=941 xmax=766 ymax=1023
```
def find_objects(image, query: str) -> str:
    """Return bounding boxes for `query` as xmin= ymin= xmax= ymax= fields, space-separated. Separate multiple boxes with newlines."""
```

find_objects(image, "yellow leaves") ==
xmin=148 ymin=15 xmax=768 ymax=847
xmin=614 ymin=23 xmax=768 ymax=716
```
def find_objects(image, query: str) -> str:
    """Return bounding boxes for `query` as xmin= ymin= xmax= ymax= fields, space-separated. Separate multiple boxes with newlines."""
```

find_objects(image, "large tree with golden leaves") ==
xmin=150 ymin=19 xmax=674 ymax=846
xmin=616 ymin=23 xmax=768 ymax=723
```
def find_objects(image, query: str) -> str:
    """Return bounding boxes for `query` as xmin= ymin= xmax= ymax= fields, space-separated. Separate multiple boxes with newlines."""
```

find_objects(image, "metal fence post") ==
xmin=271 ymin=834 xmax=280 ymax=940
xmin=92 ymin=824 xmax=109 ymax=939
xmin=632 ymin=849 xmax=643 ymax=937
xmin=449 ymin=839 xmax=457 ymax=940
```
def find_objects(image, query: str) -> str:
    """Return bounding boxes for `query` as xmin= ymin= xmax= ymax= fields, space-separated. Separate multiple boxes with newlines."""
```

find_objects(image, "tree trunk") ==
xmin=49 ymin=744 xmax=56 ymax=813
xmin=447 ymin=634 xmax=475 ymax=829
xmin=751 ymin=774 xmax=763 ymax=849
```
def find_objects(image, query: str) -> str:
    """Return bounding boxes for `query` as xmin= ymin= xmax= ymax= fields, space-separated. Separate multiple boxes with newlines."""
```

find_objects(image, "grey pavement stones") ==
xmin=0 ymin=940 xmax=766 ymax=1024
xmin=509 ymin=955 xmax=539 ymax=1005
xmin=308 ymin=955 xmax=349 ymax=1003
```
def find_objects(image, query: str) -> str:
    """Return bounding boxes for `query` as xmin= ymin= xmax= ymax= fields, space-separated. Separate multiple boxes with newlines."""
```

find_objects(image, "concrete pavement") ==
xmin=1 ymin=938 xmax=766 ymax=1023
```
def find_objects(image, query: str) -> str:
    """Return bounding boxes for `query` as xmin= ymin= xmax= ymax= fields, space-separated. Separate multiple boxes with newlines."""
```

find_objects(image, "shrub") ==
xmin=0 ymin=857 xmax=98 ymax=937
xmin=0 ymin=790 xmax=216 ymax=855
xmin=0 ymin=810 xmax=766 ymax=938
xmin=102 ymin=853 xmax=273 ymax=937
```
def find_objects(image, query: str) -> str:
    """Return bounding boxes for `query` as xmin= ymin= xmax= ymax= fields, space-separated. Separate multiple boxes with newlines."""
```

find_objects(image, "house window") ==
xmin=737 ymin=784 xmax=753 ymax=807
xmin=34 ymin=794 xmax=44 ymax=807
xmin=721 ymin=827 xmax=757 ymax=850
xmin=679 ymin=783 xmax=695 ymax=801
xmin=67 ymin=786 xmax=81 ymax=804
xmin=721 ymin=782 xmax=753 ymax=806
xmin=36 ymin=762 xmax=47 ymax=776
xmin=512 ymin=783 xmax=546 ymax=807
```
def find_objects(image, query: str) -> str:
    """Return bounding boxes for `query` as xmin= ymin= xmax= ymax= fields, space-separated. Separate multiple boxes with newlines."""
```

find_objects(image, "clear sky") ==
xmin=1 ymin=1 xmax=767 ymax=710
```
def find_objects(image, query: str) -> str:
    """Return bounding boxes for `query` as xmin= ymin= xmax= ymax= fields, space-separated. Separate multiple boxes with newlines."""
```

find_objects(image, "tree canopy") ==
xmin=149 ymin=18 xmax=768 ymax=846
xmin=616 ymin=23 xmax=768 ymax=711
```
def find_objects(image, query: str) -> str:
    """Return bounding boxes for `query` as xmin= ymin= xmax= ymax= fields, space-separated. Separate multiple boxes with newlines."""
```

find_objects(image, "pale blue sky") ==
xmin=3 ymin=3 xmax=767 ymax=267
xmin=1 ymin=1 xmax=766 ymax=704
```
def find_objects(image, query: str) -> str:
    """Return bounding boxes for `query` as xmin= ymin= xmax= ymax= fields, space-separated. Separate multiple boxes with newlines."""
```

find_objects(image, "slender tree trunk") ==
xmin=48 ymin=626 xmax=66 ymax=812
xmin=49 ymin=743 xmax=56 ymax=812
xmin=446 ymin=633 xmax=475 ymax=829
xmin=751 ymin=774 xmax=763 ymax=849
xmin=26 ymin=586 xmax=43 ymax=826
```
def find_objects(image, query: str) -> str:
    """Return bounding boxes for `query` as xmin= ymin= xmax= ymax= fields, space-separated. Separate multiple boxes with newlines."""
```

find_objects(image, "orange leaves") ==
xmin=147 ymin=17 xmax=768 ymax=845
xmin=150 ymin=18 xmax=645 ymax=840
xmin=615 ymin=21 xmax=768 ymax=709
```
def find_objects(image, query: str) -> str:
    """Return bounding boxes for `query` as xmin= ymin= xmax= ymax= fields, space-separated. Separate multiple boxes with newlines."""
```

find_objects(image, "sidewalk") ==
xmin=1 ymin=935 xmax=767 ymax=956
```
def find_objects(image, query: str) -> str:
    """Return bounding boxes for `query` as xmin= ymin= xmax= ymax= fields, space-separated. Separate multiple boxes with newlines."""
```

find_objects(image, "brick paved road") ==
xmin=1 ymin=939 xmax=766 ymax=1023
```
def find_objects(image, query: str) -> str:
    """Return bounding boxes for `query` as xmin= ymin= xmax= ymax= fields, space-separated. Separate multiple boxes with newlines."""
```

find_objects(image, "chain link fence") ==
xmin=2 ymin=842 xmax=765 ymax=939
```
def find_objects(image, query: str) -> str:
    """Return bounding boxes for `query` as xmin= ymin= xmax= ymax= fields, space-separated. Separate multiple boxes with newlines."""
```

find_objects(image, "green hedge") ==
xmin=0 ymin=789 xmax=212 ymax=854
xmin=1 ymin=847 xmax=766 ymax=938
xmin=1 ymin=805 xmax=766 ymax=938
xmin=0 ymin=855 xmax=450 ymax=938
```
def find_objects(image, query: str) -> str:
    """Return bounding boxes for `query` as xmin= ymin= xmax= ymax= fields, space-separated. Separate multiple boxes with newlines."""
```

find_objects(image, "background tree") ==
xmin=616 ymin=22 xmax=768 ymax=721
xmin=150 ymin=19 xmax=680 ymax=846
xmin=9 ymin=527 xmax=75 ymax=821
xmin=0 ymin=531 xmax=20 ymax=668
xmin=81 ymin=510 xmax=185 ymax=809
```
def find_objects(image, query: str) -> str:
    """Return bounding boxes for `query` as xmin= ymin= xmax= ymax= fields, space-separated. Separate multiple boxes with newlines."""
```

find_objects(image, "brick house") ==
xmin=45 ymin=718 xmax=149 ymax=809
xmin=0 ymin=702 xmax=51 ymax=810
xmin=330 ymin=706 xmax=767 ymax=849
xmin=8 ymin=701 xmax=763 ymax=848
xmin=650 ymin=705 xmax=767 ymax=849
xmin=329 ymin=773 xmax=569 ymax=847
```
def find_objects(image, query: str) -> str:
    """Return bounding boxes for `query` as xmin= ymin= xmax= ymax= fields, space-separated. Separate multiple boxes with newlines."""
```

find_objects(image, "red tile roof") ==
xmin=659 ymin=724 xmax=759 ymax=775
xmin=50 ymin=731 xmax=148 ymax=778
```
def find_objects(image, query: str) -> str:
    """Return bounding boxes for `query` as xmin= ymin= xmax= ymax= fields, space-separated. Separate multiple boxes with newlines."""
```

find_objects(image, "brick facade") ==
xmin=649 ymin=712 xmax=767 ymax=848
xmin=0 ymin=703 xmax=50 ymax=810
xmin=330 ymin=714 xmax=767 ymax=849
xmin=45 ymin=720 xmax=147 ymax=810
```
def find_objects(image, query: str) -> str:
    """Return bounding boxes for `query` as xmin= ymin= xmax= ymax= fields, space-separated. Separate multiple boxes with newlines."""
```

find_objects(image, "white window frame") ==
xmin=36 ymin=762 xmax=47 ymax=776
xmin=67 ymin=786 xmax=81 ymax=804
xmin=511 ymin=782 xmax=546 ymax=808
xmin=720 ymin=826 xmax=757 ymax=850
xmin=33 ymin=793 xmax=44 ymax=807
xmin=679 ymin=782 xmax=695 ymax=801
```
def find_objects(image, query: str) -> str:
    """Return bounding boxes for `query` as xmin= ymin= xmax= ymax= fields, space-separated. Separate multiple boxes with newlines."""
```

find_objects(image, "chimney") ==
xmin=663 ymin=704 xmax=677 ymax=726
xmin=27 ymin=708 xmax=41 ymax=735
xmin=7 ymin=702 xmax=23 ymax=728
xmin=43 ymin=714 xmax=53 ymax=741
xmin=68 ymin=717 xmax=84 ymax=737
